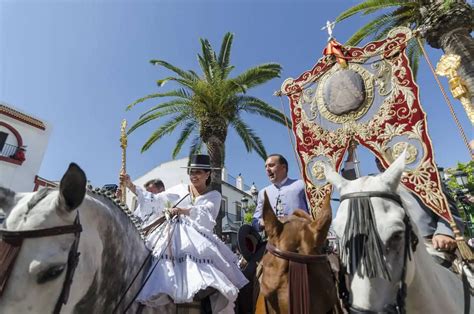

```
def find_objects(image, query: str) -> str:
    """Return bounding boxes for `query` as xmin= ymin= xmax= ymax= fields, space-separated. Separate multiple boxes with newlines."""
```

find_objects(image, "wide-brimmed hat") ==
xmin=237 ymin=224 xmax=263 ymax=261
xmin=181 ymin=154 xmax=220 ymax=170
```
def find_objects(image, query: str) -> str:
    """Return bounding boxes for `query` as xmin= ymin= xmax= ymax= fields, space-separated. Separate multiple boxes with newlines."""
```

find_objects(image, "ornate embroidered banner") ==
xmin=282 ymin=27 xmax=454 ymax=224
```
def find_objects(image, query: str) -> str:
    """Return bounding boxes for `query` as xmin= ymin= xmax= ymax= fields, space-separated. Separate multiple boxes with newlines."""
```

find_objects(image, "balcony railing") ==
xmin=0 ymin=143 xmax=19 ymax=158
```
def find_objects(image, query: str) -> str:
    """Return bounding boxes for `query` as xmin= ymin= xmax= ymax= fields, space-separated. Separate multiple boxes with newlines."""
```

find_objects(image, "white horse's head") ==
xmin=0 ymin=163 xmax=86 ymax=313
xmin=324 ymin=152 xmax=415 ymax=312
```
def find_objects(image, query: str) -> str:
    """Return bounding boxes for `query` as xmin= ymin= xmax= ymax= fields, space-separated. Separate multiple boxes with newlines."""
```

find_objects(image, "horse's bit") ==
xmin=0 ymin=215 xmax=82 ymax=314
xmin=266 ymin=242 xmax=332 ymax=314
xmin=338 ymin=191 xmax=418 ymax=314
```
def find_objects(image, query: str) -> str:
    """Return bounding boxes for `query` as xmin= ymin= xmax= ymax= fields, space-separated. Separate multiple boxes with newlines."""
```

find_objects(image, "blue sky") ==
xmin=1 ymin=0 xmax=472 ymax=191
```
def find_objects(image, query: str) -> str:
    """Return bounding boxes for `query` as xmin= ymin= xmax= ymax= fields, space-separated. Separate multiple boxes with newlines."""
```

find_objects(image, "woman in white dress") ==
xmin=132 ymin=155 xmax=248 ymax=313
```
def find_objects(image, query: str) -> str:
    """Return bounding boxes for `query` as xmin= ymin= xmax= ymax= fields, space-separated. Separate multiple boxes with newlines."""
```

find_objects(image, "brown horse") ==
xmin=259 ymin=192 xmax=339 ymax=314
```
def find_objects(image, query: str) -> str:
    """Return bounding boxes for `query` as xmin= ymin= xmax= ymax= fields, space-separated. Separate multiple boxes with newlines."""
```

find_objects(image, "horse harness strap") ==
xmin=340 ymin=191 xmax=402 ymax=206
xmin=0 ymin=215 xmax=82 ymax=314
xmin=266 ymin=243 xmax=329 ymax=314
xmin=339 ymin=191 xmax=418 ymax=314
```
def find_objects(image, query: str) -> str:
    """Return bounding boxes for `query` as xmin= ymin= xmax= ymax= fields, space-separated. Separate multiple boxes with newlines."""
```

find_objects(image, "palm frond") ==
xmin=138 ymin=99 xmax=191 ymax=119
xmin=141 ymin=112 xmax=190 ymax=152
xmin=231 ymin=63 xmax=282 ymax=92
xmin=128 ymin=106 xmax=190 ymax=134
xmin=198 ymin=38 xmax=219 ymax=82
xmin=345 ymin=9 xmax=414 ymax=46
xmin=156 ymin=76 xmax=196 ymax=89
xmin=237 ymin=96 xmax=292 ymax=127
xmin=198 ymin=54 xmax=213 ymax=83
xmin=230 ymin=117 xmax=267 ymax=159
xmin=172 ymin=121 xmax=197 ymax=158
xmin=126 ymin=89 xmax=191 ymax=111
xmin=150 ymin=59 xmax=198 ymax=82
xmin=189 ymin=135 xmax=203 ymax=156
xmin=217 ymin=32 xmax=234 ymax=79
xmin=188 ymin=70 xmax=200 ymax=79
xmin=336 ymin=0 xmax=418 ymax=22
xmin=406 ymin=38 xmax=422 ymax=79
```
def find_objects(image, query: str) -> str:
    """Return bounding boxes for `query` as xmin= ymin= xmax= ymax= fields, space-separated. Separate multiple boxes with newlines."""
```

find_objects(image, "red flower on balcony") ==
xmin=11 ymin=147 xmax=26 ymax=162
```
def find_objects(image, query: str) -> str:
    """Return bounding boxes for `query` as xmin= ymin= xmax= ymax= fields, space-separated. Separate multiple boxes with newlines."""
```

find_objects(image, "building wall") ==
xmin=0 ymin=105 xmax=51 ymax=192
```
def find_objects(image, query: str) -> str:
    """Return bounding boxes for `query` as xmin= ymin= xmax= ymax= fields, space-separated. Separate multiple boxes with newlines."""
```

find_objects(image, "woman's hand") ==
xmin=170 ymin=207 xmax=190 ymax=216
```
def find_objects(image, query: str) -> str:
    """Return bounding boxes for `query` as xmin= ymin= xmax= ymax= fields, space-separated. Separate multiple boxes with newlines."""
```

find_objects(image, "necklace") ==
xmin=189 ymin=185 xmax=209 ymax=205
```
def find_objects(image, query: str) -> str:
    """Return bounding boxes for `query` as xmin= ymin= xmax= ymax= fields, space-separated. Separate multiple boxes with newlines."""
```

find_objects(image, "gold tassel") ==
xmin=451 ymin=222 xmax=474 ymax=261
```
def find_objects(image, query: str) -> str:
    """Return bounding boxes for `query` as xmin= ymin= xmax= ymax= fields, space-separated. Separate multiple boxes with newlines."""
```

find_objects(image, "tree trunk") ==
xmin=438 ymin=28 xmax=474 ymax=102
xmin=205 ymin=135 xmax=225 ymax=237
xmin=201 ymin=114 xmax=228 ymax=237
xmin=423 ymin=1 xmax=474 ymax=101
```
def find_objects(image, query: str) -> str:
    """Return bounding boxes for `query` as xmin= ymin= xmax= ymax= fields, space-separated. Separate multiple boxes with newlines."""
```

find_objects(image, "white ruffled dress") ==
xmin=134 ymin=184 xmax=248 ymax=313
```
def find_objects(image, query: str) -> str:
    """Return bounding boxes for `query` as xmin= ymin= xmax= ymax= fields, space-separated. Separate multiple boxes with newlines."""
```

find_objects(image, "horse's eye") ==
xmin=386 ymin=231 xmax=404 ymax=252
xmin=37 ymin=265 xmax=66 ymax=284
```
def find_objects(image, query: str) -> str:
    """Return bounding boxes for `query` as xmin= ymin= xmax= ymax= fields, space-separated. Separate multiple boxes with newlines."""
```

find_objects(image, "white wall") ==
xmin=0 ymin=107 xmax=51 ymax=192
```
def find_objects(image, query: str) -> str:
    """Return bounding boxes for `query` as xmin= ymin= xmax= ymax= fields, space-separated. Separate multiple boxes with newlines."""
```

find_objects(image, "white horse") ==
xmin=0 ymin=163 xmax=153 ymax=313
xmin=324 ymin=152 xmax=471 ymax=314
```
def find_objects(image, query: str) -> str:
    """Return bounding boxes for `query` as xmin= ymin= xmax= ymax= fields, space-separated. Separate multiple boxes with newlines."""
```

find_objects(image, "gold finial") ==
xmin=436 ymin=54 xmax=473 ymax=124
xmin=120 ymin=119 xmax=127 ymax=204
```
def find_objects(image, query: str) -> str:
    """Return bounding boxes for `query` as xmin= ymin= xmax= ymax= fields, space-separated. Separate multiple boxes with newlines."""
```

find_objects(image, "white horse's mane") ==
xmin=324 ymin=152 xmax=469 ymax=313
xmin=0 ymin=173 xmax=151 ymax=313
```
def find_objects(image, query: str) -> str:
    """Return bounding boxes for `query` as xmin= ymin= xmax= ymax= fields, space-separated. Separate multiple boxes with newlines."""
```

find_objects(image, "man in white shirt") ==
xmin=117 ymin=174 xmax=165 ymax=225
xmin=252 ymin=154 xmax=309 ymax=231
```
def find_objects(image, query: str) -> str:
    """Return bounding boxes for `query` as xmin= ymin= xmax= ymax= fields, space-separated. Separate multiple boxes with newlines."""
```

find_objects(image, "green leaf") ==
xmin=126 ymin=89 xmax=191 ymax=111
xmin=141 ymin=112 xmax=190 ymax=152
xmin=150 ymin=59 xmax=197 ymax=82
xmin=231 ymin=116 xmax=267 ymax=159
xmin=237 ymin=96 xmax=292 ymax=128
xmin=406 ymin=38 xmax=422 ymax=79
xmin=189 ymin=135 xmax=203 ymax=156
xmin=232 ymin=63 xmax=282 ymax=91
xmin=128 ymin=106 xmax=190 ymax=134
xmin=345 ymin=9 xmax=414 ymax=46
xmin=172 ymin=121 xmax=197 ymax=158
xmin=218 ymin=32 xmax=234 ymax=78
xmin=138 ymin=99 xmax=191 ymax=119
xmin=336 ymin=0 xmax=418 ymax=22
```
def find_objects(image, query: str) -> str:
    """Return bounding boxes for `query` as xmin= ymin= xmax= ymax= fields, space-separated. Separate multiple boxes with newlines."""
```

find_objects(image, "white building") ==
xmin=0 ymin=103 xmax=52 ymax=192
xmin=127 ymin=157 xmax=258 ymax=249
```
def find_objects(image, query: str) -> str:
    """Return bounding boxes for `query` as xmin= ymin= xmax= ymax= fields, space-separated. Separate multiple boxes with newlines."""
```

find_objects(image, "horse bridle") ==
xmin=0 ymin=215 xmax=82 ymax=314
xmin=339 ymin=191 xmax=419 ymax=314
xmin=266 ymin=242 xmax=332 ymax=314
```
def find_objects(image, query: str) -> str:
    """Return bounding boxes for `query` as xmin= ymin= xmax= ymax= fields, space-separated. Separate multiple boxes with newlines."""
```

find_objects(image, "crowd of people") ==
xmin=118 ymin=149 xmax=469 ymax=312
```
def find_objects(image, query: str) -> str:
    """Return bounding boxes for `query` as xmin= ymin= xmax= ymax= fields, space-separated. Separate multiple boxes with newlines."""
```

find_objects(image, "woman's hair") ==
xmin=188 ymin=168 xmax=212 ymax=186
xmin=205 ymin=170 xmax=212 ymax=186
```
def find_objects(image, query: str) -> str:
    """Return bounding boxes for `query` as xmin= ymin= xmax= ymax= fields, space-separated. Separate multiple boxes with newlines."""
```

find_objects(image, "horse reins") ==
xmin=266 ymin=242 xmax=331 ymax=314
xmin=0 ymin=215 xmax=82 ymax=314
xmin=338 ymin=192 xmax=419 ymax=314
xmin=113 ymin=192 xmax=190 ymax=313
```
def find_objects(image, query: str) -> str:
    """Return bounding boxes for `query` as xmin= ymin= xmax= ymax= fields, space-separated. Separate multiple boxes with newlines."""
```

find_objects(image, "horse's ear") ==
xmin=59 ymin=163 xmax=87 ymax=212
xmin=310 ymin=193 xmax=332 ymax=248
xmin=323 ymin=162 xmax=346 ymax=191
xmin=0 ymin=187 xmax=16 ymax=215
xmin=381 ymin=150 xmax=406 ymax=191
xmin=263 ymin=191 xmax=283 ymax=239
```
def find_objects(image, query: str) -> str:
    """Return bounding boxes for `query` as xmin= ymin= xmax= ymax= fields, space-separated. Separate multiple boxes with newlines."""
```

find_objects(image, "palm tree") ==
xmin=127 ymin=32 xmax=291 ymax=235
xmin=336 ymin=0 xmax=473 ymax=99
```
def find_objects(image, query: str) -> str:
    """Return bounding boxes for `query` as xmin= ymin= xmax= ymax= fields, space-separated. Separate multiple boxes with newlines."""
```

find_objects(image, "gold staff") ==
xmin=120 ymin=119 xmax=127 ymax=204
xmin=436 ymin=54 xmax=474 ymax=125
